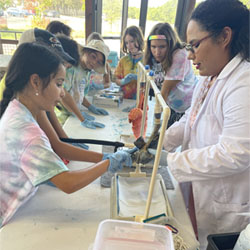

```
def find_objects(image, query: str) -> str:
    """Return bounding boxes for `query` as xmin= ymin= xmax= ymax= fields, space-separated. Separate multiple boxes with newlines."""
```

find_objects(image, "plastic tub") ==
xmin=110 ymin=173 xmax=172 ymax=220
xmin=93 ymin=219 xmax=174 ymax=250
xmin=207 ymin=232 xmax=240 ymax=250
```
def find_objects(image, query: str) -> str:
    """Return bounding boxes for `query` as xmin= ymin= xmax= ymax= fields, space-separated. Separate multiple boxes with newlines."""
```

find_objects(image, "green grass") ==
xmin=0 ymin=28 xmax=85 ymax=41
xmin=0 ymin=28 xmax=24 ymax=40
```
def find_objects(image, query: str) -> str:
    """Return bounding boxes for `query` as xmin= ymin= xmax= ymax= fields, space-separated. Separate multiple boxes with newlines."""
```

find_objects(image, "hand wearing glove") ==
xmin=88 ymin=104 xmax=109 ymax=115
xmin=120 ymin=73 xmax=137 ymax=86
xmin=70 ymin=142 xmax=89 ymax=150
xmin=148 ymin=149 xmax=168 ymax=166
xmin=81 ymin=119 xmax=105 ymax=129
xmin=102 ymin=151 xmax=132 ymax=173
xmin=91 ymin=81 xmax=104 ymax=90
xmin=122 ymin=104 xmax=136 ymax=112
xmin=81 ymin=111 xmax=95 ymax=121
xmin=125 ymin=147 xmax=139 ymax=154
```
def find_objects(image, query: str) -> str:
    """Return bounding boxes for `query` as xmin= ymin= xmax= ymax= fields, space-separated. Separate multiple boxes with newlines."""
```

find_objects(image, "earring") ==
xmin=35 ymin=92 xmax=39 ymax=96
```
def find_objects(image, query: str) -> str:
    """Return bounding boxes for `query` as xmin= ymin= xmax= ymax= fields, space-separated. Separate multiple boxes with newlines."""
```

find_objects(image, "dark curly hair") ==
xmin=190 ymin=0 xmax=249 ymax=61
xmin=46 ymin=21 xmax=72 ymax=37
xmin=56 ymin=34 xmax=80 ymax=66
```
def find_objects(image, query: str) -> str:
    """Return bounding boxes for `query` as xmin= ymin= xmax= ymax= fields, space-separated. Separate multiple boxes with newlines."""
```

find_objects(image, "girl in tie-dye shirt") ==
xmin=144 ymin=23 xmax=198 ymax=127
xmin=0 ymin=42 xmax=132 ymax=227
xmin=115 ymin=26 xmax=144 ymax=99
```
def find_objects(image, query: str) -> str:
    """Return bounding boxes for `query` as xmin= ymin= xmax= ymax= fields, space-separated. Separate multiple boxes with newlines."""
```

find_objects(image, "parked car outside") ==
xmin=0 ymin=9 xmax=4 ymax=16
xmin=6 ymin=7 xmax=24 ymax=17
xmin=26 ymin=9 xmax=35 ymax=15
xmin=44 ymin=10 xmax=60 ymax=18
xmin=20 ymin=9 xmax=32 ymax=16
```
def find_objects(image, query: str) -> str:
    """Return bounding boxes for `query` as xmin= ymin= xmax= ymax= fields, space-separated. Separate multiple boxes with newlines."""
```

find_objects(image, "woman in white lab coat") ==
xmin=162 ymin=0 xmax=250 ymax=248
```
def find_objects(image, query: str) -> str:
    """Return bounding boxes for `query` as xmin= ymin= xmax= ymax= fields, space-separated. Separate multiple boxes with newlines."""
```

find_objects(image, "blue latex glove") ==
xmin=148 ymin=149 xmax=168 ymax=166
xmin=70 ymin=142 xmax=89 ymax=150
xmin=122 ymin=104 xmax=136 ymax=112
xmin=46 ymin=181 xmax=56 ymax=187
xmin=102 ymin=151 xmax=132 ymax=173
xmin=81 ymin=111 xmax=95 ymax=121
xmin=88 ymin=104 xmax=109 ymax=115
xmin=125 ymin=147 xmax=139 ymax=154
xmin=81 ymin=119 xmax=105 ymax=129
xmin=91 ymin=82 xmax=104 ymax=90
xmin=121 ymin=73 xmax=137 ymax=86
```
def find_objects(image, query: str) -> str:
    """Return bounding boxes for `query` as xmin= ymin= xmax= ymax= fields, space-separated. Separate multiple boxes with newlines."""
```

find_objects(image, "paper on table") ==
xmin=117 ymin=176 xmax=166 ymax=217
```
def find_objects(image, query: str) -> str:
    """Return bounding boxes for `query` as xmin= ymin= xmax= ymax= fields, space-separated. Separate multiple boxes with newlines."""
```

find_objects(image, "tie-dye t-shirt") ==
xmin=0 ymin=99 xmax=68 ymax=227
xmin=55 ymin=65 xmax=91 ymax=123
xmin=64 ymin=65 xmax=91 ymax=108
xmin=152 ymin=49 xmax=198 ymax=113
xmin=115 ymin=54 xmax=143 ymax=99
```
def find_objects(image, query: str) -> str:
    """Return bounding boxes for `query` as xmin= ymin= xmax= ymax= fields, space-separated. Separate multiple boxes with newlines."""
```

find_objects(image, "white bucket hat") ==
xmin=83 ymin=39 xmax=110 ymax=74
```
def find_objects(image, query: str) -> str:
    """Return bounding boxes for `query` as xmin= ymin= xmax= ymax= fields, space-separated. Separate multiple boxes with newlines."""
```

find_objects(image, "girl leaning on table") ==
xmin=45 ymin=22 xmax=105 ymax=130
xmin=0 ymin=42 xmax=132 ymax=228
xmin=56 ymin=37 xmax=111 ymax=128
xmin=50 ymin=34 xmax=104 ymax=130
xmin=151 ymin=0 xmax=250 ymax=248
xmin=144 ymin=22 xmax=198 ymax=128
xmin=86 ymin=32 xmax=112 ymax=94
xmin=77 ymin=40 xmax=111 ymax=115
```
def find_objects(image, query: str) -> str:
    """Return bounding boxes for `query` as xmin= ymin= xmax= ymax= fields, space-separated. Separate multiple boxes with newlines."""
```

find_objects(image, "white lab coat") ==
xmin=163 ymin=54 xmax=250 ymax=249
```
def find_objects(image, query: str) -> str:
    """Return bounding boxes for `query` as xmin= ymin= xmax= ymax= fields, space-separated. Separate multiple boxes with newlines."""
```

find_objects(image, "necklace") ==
xmin=130 ymin=51 xmax=143 ymax=59
xmin=189 ymin=75 xmax=217 ymax=128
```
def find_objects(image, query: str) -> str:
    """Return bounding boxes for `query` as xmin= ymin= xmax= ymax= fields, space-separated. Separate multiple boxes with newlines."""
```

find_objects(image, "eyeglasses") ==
xmin=183 ymin=34 xmax=213 ymax=53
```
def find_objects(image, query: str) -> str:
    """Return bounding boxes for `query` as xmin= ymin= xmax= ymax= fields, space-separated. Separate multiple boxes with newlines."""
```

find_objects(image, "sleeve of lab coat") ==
xmin=163 ymin=77 xmax=203 ymax=152
xmin=167 ymin=69 xmax=250 ymax=182
xmin=163 ymin=110 xmax=188 ymax=152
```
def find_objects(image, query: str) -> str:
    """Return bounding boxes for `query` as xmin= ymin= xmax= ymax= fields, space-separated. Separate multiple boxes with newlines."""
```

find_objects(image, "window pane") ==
xmin=145 ymin=0 xmax=178 ymax=38
xmin=102 ymin=0 xmax=123 ymax=53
